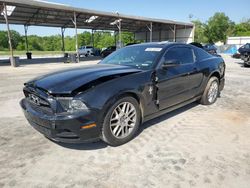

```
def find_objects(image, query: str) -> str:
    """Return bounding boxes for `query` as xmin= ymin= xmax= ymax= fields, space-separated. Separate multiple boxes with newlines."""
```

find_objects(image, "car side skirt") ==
xmin=143 ymin=96 xmax=201 ymax=123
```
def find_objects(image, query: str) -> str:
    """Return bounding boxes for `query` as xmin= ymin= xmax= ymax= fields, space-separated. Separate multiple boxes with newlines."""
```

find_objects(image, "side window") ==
xmin=164 ymin=47 xmax=194 ymax=65
xmin=194 ymin=47 xmax=212 ymax=61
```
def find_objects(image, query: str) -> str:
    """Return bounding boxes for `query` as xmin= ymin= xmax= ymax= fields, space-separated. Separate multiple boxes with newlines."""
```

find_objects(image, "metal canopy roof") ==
xmin=0 ymin=0 xmax=193 ymax=32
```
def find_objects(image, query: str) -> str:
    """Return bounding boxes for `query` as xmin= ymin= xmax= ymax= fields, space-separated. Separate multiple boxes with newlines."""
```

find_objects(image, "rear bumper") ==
xmin=20 ymin=99 xmax=101 ymax=143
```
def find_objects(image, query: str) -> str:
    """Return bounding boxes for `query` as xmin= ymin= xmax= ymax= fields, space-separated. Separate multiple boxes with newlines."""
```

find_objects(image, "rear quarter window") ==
xmin=194 ymin=47 xmax=212 ymax=61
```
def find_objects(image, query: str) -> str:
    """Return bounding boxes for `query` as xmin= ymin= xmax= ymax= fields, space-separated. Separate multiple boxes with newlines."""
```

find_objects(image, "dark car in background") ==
xmin=101 ymin=46 xmax=116 ymax=58
xmin=203 ymin=44 xmax=218 ymax=55
xmin=238 ymin=43 xmax=250 ymax=67
xmin=190 ymin=42 xmax=220 ymax=57
xmin=126 ymin=42 xmax=139 ymax=46
xmin=20 ymin=42 xmax=225 ymax=146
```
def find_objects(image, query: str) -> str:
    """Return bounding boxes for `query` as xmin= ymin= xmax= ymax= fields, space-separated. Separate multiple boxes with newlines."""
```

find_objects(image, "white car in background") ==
xmin=78 ymin=46 xmax=94 ymax=57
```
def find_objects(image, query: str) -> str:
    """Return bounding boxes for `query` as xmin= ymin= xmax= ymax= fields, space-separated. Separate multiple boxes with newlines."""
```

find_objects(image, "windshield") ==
xmin=100 ymin=45 xmax=163 ymax=70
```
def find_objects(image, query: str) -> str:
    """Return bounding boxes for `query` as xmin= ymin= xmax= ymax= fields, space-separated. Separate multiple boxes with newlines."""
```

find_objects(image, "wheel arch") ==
xmin=209 ymin=71 xmax=220 ymax=83
xmin=101 ymin=91 xmax=144 ymax=126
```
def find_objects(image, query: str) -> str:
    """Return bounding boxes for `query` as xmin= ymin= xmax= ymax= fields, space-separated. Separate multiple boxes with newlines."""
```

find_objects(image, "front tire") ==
xmin=200 ymin=77 xmax=219 ymax=105
xmin=101 ymin=96 xmax=141 ymax=146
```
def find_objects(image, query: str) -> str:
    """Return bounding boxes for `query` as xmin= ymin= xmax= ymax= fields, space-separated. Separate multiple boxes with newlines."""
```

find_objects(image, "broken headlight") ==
xmin=57 ymin=98 xmax=88 ymax=112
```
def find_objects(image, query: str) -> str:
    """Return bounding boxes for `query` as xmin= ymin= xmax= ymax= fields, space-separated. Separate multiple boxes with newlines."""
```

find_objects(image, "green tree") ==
xmin=234 ymin=19 xmax=250 ymax=36
xmin=192 ymin=20 xmax=208 ymax=43
xmin=78 ymin=31 xmax=92 ymax=46
xmin=204 ymin=12 xmax=234 ymax=43
xmin=65 ymin=36 xmax=75 ymax=51
xmin=122 ymin=32 xmax=134 ymax=45
xmin=10 ymin=30 xmax=22 ymax=49
xmin=93 ymin=31 xmax=114 ymax=49
xmin=0 ymin=31 xmax=8 ymax=50
xmin=0 ymin=30 xmax=22 ymax=50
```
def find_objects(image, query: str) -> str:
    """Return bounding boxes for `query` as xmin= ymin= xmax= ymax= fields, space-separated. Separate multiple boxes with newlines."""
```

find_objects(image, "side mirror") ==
xmin=162 ymin=59 xmax=180 ymax=69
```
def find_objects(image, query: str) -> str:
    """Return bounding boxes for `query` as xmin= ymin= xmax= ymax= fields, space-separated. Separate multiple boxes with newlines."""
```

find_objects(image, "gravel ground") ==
xmin=0 ymin=55 xmax=250 ymax=188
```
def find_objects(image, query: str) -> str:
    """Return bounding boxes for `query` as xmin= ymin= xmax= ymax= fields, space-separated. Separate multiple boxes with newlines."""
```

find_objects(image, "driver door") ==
xmin=156 ymin=46 xmax=200 ymax=110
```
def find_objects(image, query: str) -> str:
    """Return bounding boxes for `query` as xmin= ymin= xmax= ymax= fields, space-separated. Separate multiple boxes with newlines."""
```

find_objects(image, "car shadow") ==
xmin=137 ymin=102 xmax=199 ymax=136
xmin=56 ymin=102 xmax=199 ymax=150
xmin=234 ymin=61 xmax=246 ymax=67
xmin=55 ymin=139 xmax=107 ymax=150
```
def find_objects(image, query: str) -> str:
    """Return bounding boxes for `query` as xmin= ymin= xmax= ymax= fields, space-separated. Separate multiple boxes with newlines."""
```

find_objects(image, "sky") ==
xmin=0 ymin=0 xmax=249 ymax=36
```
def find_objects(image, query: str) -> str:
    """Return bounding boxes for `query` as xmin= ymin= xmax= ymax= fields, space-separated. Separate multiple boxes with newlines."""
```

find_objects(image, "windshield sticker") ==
xmin=145 ymin=48 xmax=162 ymax=52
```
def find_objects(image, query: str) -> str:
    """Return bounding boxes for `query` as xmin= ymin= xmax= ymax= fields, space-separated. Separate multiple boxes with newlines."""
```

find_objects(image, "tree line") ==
xmin=0 ymin=30 xmax=135 ymax=51
xmin=192 ymin=12 xmax=250 ymax=44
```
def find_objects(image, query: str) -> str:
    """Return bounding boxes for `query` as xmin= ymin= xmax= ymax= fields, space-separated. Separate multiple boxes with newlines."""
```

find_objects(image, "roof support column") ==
xmin=114 ymin=31 xmax=117 ymax=46
xmin=112 ymin=20 xmax=122 ymax=48
xmin=192 ymin=25 xmax=195 ymax=42
xmin=3 ymin=3 xmax=16 ymax=67
xmin=119 ymin=20 xmax=122 ymax=48
xmin=61 ymin=27 xmax=65 ymax=53
xmin=91 ymin=29 xmax=94 ymax=48
xmin=159 ymin=30 xmax=161 ymax=42
xmin=173 ymin=24 xmax=176 ymax=42
xmin=72 ymin=12 xmax=79 ymax=63
xmin=146 ymin=22 xmax=153 ymax=42
xmin=24 ymin=25 xmax=29 ymax=53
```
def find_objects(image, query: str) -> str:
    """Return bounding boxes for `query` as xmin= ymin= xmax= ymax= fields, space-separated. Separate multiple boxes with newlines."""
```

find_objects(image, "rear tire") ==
xmin=200 ymin=77 xmax=219 ymax=105
xmin=101 ymin=96 xmax=141 ymax=146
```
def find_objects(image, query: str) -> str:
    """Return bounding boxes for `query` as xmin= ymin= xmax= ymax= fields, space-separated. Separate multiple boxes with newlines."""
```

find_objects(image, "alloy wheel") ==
xmin=207 ymin=81 xmax=219 ymax=103
xmin=109 ymin=102 xmax=137 ymax=139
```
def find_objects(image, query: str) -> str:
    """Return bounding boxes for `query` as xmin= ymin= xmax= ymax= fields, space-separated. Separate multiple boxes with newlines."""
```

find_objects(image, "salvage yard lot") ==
xmin=0 ymin=55 xmax=250 ymax=188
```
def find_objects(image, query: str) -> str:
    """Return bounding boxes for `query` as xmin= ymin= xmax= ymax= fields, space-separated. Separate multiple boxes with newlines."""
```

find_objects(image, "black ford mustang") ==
xmin=20 ymin=42 xmax=225 ymax=146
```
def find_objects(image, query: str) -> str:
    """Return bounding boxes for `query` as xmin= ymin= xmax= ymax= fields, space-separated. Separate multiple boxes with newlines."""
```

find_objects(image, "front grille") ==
xmin=23 ymin=87 xmax=53 ymax=115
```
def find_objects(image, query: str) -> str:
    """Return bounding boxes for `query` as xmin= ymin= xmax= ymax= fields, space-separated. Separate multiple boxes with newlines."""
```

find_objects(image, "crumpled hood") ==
xmin=25 ymin=64 xmax=141 ymax=95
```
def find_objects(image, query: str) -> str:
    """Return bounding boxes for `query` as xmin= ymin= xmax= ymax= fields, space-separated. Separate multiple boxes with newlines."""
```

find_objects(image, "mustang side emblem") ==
xmin=149 ymin=86 xmax=153 ymax=95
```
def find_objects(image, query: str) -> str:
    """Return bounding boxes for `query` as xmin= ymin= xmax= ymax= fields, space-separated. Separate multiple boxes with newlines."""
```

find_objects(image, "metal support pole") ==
xmin=61 ymin=27 xmax=65 ymax=53
xmin=192 ymin=25 xmax=195 ymax=42
xmin=118 ymin=20 xmax=122 ymax=48
xmin=3 ymin=3 xmax=16 ymax=67
xmin=159 ymin=30 xmax=161 ymax=42
xmin=146 ymin=22 xmax=153 ymax=42
xmin=72 ymin=12 xmax=79 ymax=62
xmin=150 ymin=22 xmax=152 ymax=42
xmin=173 ymin=24 xmax=176 ymax=42
xmin=24 ymin=25 xmax=29 ymax=53
xmin=114 ymin=31 xmax=117 ymax=46
xmin=91 ymin=29 xmax=94 ymax=48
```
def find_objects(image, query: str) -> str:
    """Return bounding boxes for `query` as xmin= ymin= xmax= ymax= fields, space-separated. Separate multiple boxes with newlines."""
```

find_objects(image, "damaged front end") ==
xmin=20 ymin=69 xmax=141 ymax=143
xmin=20 ymin=84 xmax=100 ymax=143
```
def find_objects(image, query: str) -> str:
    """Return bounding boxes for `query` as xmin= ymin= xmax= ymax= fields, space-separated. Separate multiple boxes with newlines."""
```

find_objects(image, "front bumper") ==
xmin=244 ymin=61 xmax=250 ymax=66
xmin=219 ymin=77 xmax=225 ymax=91
xmin=20 ymin=99 xmax=100 ymax=143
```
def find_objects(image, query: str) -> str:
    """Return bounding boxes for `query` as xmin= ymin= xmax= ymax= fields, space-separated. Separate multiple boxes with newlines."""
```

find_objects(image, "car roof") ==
xmin=129 ymin=42 xmax=192 ymax=49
